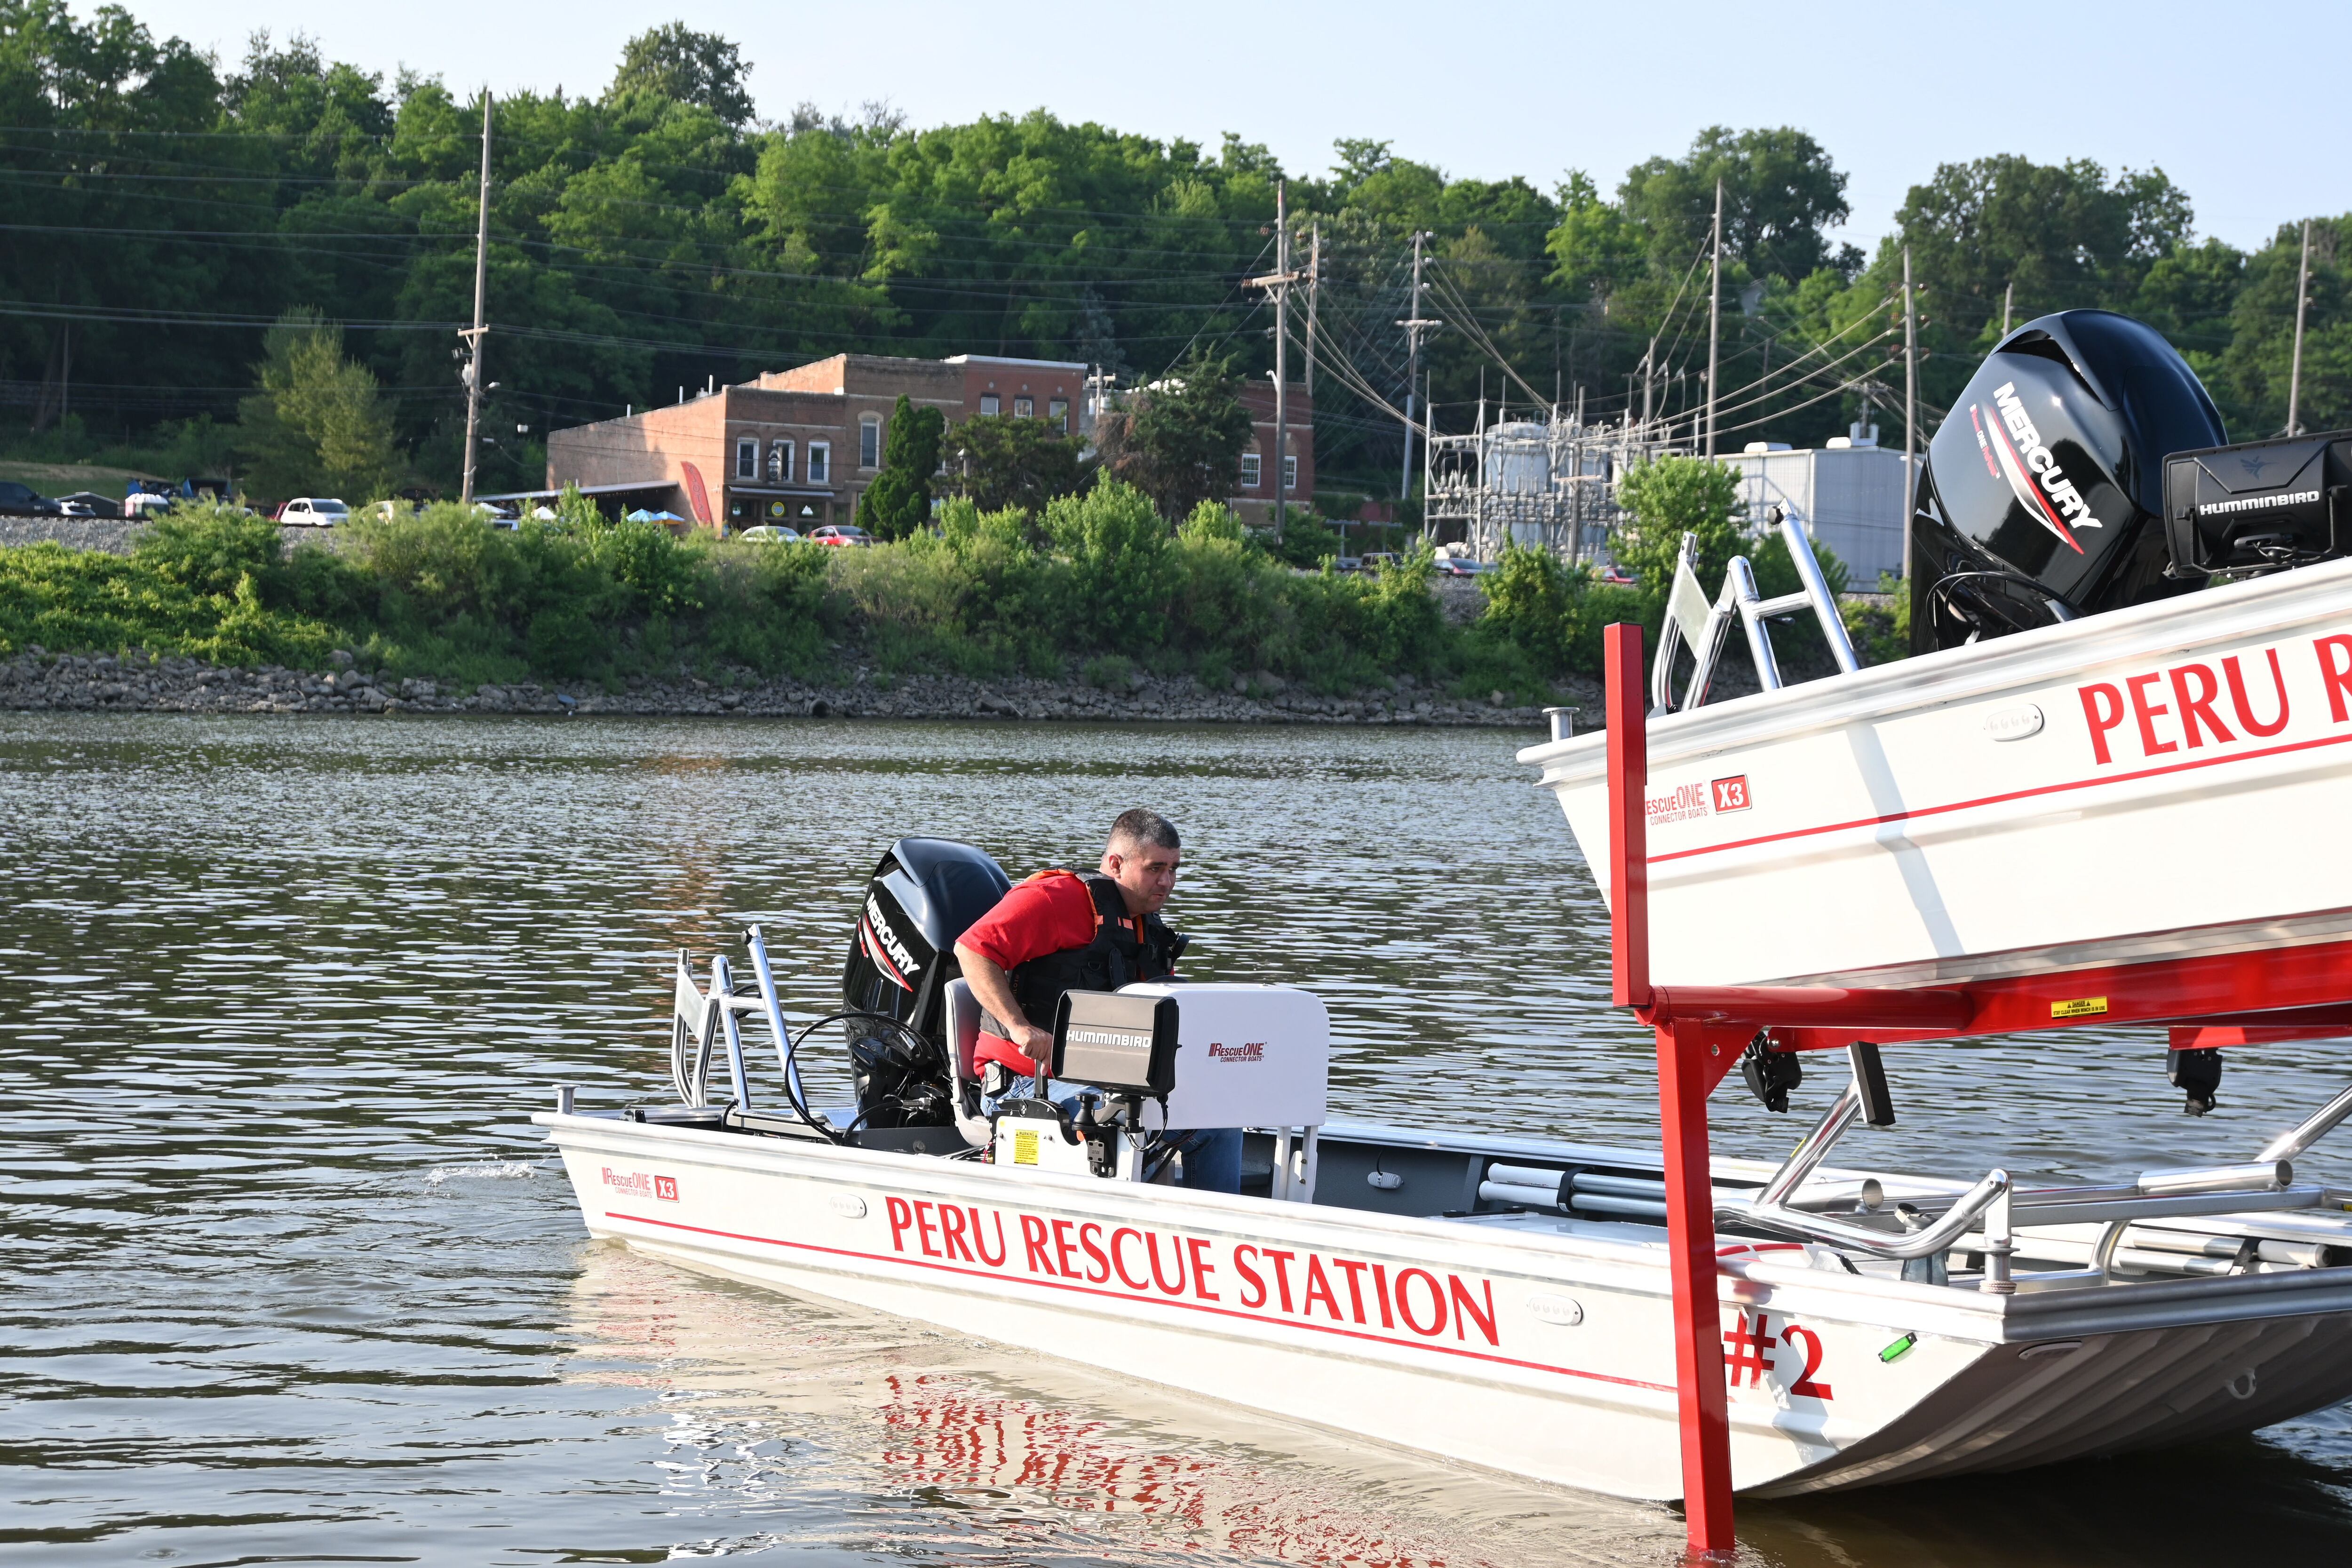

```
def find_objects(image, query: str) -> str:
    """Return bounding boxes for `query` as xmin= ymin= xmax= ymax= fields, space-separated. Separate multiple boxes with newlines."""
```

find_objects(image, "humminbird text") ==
xmin=2198 ymin=488 xmax=2321 ymax=517
xmin=1067 ymin=1027 xmax=1147 ymax=1048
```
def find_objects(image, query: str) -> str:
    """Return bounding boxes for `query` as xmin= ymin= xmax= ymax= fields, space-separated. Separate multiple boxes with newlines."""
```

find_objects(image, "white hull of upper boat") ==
xmin=539 ymin=1110 xmax=2352 ymax=1500
xmin=1520 ymin=558 xmax=2352 ymax=988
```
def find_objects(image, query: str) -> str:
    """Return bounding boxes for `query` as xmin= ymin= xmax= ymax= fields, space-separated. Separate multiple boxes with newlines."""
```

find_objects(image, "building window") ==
xmin=1283 ymin=454 xmax=1298 ymax=492
xmin=1240 ymin=451 xmax=1261 ymax=489
xmin=980 ymin=393 xmax=1000 ymax=417
xmin=1014 ymin=396 xmax=1033 ymax=419
xmin=1048 ymin=398 xmax=1067 ymax=433
xmin=769 ymin=439 xmax=793 ymax=483
xmin=735 ymin=437 xmax=759 ymax=480
xmin=860 ymin=415 xmax=882 ymax=469
xmin=808 ymin=441 xmax=830 ymax=484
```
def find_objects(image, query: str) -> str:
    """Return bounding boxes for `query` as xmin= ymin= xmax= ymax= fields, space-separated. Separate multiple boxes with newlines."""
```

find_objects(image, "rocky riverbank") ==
xmin=0 ymin=646 xmax=1587 ymax=730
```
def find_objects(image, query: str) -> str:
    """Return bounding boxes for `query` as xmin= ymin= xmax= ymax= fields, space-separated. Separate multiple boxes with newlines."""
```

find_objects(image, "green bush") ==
xmin=1265 ymin=511 xmax=1343 ymax=569
xmin=0 ymin=503 xmax=342 ymax=665
xmin=1 ymin=486 xmax=1650 ymax=699
xmin=1461 ymin=543 xmax=1646 ymax=698
xmin=1844 ymin=570 xmax=1911 ymax=666
xmin=0 ymin=500 xmax=845 ymax=685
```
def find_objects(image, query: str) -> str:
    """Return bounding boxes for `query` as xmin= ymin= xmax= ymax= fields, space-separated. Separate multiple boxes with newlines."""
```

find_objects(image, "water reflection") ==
xmin=563 ymin=1244 xmax=1669 ymax=1565
xmin=1 ymin=711 xmax=2349 ymax=1565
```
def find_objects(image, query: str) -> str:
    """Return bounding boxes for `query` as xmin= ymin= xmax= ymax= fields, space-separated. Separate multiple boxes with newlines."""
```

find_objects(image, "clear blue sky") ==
xmin=127 ymin=0 xmax=2352 ymax=256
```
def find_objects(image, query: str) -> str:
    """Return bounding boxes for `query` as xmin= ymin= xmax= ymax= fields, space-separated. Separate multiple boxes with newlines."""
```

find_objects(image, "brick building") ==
xmin=524 ymin=351 xmax=1312 ymax=531
xmin=1234 ymin=379 xmax=1314 ymax=527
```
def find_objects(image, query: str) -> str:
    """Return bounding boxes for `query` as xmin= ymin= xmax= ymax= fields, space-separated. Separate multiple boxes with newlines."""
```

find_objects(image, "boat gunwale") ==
xmin=538 ymin=1110 xmax=2352 ymax=1344
xmin=1516 ymin=555 xmax=2352 ymax=784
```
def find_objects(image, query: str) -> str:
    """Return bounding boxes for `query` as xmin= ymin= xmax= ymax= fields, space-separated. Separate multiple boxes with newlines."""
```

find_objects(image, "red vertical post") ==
xmin=1608 ymin=622 xmax=1733 ymax=1554
xmin=1605 ymin=623 xmax=1650 ymax=1010
xmin=1658 ymin=1019 xmax=1735 ymax=1555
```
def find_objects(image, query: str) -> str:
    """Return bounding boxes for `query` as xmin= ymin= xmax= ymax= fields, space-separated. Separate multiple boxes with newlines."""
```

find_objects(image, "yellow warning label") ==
xmin=1014 ymin=1129 xmax=1039 ymax=1166
xmin=2051 ymin=996 xmax=2110 ymax=1019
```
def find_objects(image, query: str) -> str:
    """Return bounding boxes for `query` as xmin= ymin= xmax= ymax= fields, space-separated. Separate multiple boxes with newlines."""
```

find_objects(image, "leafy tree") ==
xmin=2217 ymin=218 xmax=2352 ymax=437
xmin=942 ymin=413 xmax=1091 ymax=514
xmin=1889 ymin=154 xmax=2193 ymax=350
xmin=606 ymin=23 xmax=754 ymax=127
xmin=1619 ymin=126 xmax=1858 ymax=283
xmin=1092 ymin=350 xmax=1255 ymax=521
xmin=1547 ymin=171 xmax=1649 ymax=307
xmin=856 ymin=394 xmax=946 ymax=540
xmin=1610 ymin=455 xmax=1745 ymax=607
xmin=237 ymin=310 xmax=404 ymax=501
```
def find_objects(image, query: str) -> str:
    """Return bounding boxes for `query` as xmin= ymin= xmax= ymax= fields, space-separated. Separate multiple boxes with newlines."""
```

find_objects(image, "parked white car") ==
xmin=277 ymin=498 xmax=349 ymax=525
xmin=736 ymin=525 xmax=803 ymax=543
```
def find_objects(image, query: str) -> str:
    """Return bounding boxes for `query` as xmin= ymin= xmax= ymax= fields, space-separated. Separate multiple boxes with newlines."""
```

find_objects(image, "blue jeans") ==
xmin=1168 ymin=1126 xmax=1244 ymax=1194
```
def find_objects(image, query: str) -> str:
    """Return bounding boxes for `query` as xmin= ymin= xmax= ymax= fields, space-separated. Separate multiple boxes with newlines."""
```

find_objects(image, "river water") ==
xmin=4 ymin=712 xmax=2351 ymax=1567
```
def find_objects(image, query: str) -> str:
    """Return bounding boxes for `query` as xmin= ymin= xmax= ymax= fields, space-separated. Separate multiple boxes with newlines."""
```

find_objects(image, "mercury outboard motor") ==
xmin=840 ymin=837 xmax=1012 ymax=1127
xmin=1911 ymin=310 xmax=2227 ymax=653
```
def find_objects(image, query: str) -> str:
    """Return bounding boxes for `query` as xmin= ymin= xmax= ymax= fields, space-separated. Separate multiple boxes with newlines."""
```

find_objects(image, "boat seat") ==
xmin=942 ymin=979 xmax=993 ymax=1149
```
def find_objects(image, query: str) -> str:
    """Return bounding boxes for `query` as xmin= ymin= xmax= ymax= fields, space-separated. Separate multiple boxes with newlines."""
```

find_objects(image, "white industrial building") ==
xmin=1730 ymin=438 xmax=1909 ymax=585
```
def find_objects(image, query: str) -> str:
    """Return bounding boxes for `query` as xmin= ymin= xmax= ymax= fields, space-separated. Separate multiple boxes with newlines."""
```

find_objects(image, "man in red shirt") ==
xmin=955 ymin=809 xmax=1184 ymax=1078
xmin=954 ymin=810 xmax=1241 ymax=1192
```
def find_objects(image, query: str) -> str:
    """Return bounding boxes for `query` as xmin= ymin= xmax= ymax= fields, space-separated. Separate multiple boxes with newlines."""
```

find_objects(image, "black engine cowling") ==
xmin=1911 ymin=310 xmax=2227 ymax=653
xmin=840 ymin=837 xmax=1011 ymax=1127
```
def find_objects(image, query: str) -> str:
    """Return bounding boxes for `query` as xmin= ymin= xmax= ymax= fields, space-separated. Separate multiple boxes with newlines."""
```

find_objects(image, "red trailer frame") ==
xmin=1598 ymin=623 xmax=2352 ymax=1556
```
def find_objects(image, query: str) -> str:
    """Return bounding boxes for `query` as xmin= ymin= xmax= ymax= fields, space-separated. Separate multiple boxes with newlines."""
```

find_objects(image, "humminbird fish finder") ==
xmin=1051 ymin=991 xmax=1179 ymax=1096
xmin=2163 ymin=431 xmax=2351 ymax=578
xmin=994 ymin=984 xmax=1329 ymax=1185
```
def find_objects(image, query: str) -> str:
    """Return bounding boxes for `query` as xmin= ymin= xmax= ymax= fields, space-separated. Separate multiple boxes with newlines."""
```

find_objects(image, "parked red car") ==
xmin=806 ymin=524 xmax=873 ymax=547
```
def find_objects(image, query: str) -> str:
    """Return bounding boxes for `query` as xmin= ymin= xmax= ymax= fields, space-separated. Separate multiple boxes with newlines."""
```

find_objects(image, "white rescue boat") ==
xmin=1523 ymin=540 xmax=2352 ymax=992
xmin=537 ymin=917 xmax=2352 ymax=1501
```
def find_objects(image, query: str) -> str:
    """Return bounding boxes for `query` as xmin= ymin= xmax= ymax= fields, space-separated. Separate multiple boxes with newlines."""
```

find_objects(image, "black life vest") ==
xmin=980 ymin=870 xmax=1186 ymax=1044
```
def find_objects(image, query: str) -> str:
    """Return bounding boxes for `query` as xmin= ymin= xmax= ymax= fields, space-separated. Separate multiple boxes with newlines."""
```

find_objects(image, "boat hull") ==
xmin=1522 ymin=559 xmax=2352 ymax=988
xmin=540 ymin=1112 xmax=2352 ymax=1500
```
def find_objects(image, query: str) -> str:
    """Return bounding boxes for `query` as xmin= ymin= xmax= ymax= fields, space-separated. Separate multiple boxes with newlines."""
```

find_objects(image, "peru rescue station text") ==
xmin=884 ymin=1193 xmax=1505 ymax=1348
xmin=2078 ymin=632 xmax=2352 ymax=766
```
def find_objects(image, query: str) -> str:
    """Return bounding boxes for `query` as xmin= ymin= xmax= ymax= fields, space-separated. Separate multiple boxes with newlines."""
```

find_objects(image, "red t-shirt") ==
xmin=958 ymin=869 xmax=1126 ymax=1075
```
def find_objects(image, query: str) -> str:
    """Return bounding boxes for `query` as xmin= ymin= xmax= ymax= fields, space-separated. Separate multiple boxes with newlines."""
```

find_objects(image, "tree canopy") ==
xmin=1093 ymin=351 xmax=1256 ymax=520
xmin=0 ymin=0 xmax=2343 ymax=505
xmin=607 ymin=24 xmax=755 ymax=127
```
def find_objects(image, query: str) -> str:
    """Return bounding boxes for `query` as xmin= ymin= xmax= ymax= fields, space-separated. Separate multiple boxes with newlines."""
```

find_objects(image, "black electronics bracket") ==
xmin=1740 ymin=1033 xmax=1804 ymax=1114
xmin=1850 ymin=1043 xmax=1896 ymax=1129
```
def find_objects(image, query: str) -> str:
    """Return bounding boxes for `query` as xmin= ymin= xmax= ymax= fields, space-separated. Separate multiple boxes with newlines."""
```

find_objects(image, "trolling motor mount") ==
xmin=1740 ymin=1033 xmax=1804 ymax=1114
xmin=2169 ymin=1047 xmax=2223 ymax=1116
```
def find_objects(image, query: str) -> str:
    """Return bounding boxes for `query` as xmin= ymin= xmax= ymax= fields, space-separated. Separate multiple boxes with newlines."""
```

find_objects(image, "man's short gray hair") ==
xmin=1108 ymin=808 xmax=1181 ymax=852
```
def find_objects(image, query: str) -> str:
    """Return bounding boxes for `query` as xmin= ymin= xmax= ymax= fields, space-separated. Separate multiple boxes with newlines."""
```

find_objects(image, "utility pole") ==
xmin=1398 ymin=229 xmax=1438 ymax=500
xmin=1421 ymin=370 xmax=1433 ymax=546
xmin=2288 ymin=218 xmax=2313 ymax=436
xmin=1704 ymin=177 xmax=1723 ymax=458
xmin=2002 ymin=280 xmax=2014 ymax=337
xmin=1242 ymin=184 xmax=1304 ymax=539
xmin=1641 ymin=334 xmax=1657 ymax=443
xmin=1304 ymin=221 xmax=1320 ymax=396
xmin=1272 ymin=182 xmax=1288 ymax=539
xmin=1903 ymin=245 xmax=1919 ymax=581
xmin=459 ymin=90 xmax=493 ymax=507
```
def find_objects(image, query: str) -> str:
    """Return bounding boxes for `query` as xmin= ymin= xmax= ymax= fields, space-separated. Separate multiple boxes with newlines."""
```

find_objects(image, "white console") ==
xmin=1114 ymin=983 xmax=1328 ymax=1132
